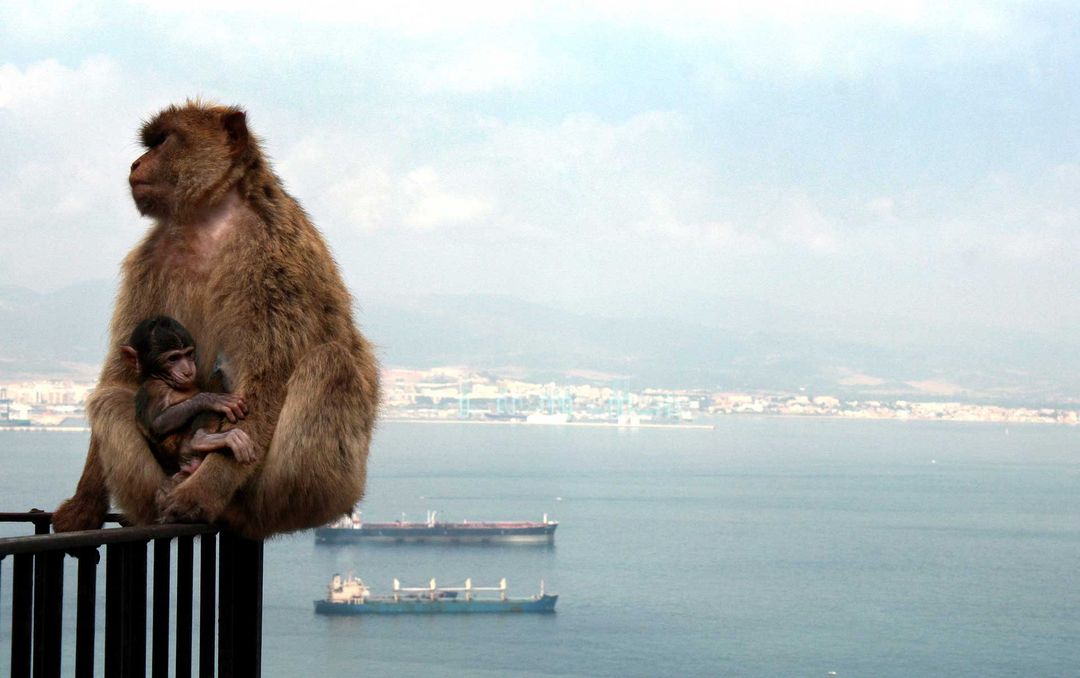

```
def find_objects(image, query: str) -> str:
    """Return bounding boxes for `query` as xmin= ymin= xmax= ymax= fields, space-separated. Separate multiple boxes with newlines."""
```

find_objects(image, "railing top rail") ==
xmin=0 ymin=523 xmax=218 ymax=556
xmin=0 ymin=511 xmax=126 ymax=524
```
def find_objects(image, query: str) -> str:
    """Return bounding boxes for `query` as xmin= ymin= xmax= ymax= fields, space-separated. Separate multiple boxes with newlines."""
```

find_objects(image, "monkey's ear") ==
xmin=120 ymin=345 xmax=140 ymax=373
xmin=223 ymin=110 xmax=249 ymax=155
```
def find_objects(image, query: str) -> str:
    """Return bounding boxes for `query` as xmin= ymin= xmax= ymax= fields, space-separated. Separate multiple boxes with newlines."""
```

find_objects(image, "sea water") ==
xmin=1 ymin=418 xmax=1078 ymax=677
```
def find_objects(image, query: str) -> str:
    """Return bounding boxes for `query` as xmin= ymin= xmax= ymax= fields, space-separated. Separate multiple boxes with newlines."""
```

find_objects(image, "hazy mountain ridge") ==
xmin=1 ymin=281 xmax=1078 ymax=404
xmin=0 ymin=282 xmax=114 ymax=380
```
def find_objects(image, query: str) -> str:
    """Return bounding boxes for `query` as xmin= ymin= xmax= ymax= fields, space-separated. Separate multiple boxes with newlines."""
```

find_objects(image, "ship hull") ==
xmin=314 ymin=594 xmax=558 ymax=615
xmin=315 ymin=523 xmax=556 ymax=544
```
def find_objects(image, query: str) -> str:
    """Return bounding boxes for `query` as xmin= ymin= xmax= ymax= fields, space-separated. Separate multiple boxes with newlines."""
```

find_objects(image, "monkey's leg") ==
xmin=235 ymin=342 xmax=375 ymax=539
xmin=56 ymin=385 xmax=166 ymax=529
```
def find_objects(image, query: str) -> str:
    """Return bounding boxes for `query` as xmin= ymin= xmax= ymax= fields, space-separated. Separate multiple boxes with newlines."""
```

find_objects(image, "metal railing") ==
xmin=0 ymin=511 xmax=263 ymax=678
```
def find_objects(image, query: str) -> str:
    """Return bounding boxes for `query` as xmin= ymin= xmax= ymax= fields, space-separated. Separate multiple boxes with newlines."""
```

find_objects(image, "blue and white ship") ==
xmin=314 ymin=574 xmax=558 ymax=615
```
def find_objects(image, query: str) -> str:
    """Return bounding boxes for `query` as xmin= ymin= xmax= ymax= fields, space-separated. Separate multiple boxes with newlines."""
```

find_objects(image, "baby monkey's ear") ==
xmin=120 ymin=345 xmax=141 ymax=373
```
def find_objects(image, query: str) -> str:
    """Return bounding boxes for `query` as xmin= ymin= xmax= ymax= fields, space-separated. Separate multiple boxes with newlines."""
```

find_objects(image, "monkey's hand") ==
xmin=224 ymin=429 xmax=256 ymax=464
xmin=190 ymin=428 xmax=256 ymax=464
xmin=52 ymin=492 xmax=109 ymax=532
xmin=197 ymin=392 xmax=249 ymax=423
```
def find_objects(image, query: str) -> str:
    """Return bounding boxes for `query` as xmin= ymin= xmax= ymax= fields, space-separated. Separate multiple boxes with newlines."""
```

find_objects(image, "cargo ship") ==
xmin=314 ymin=573 xmax=558 ymax=615
xmin=315 ymin=510 xmax=557 ymax=544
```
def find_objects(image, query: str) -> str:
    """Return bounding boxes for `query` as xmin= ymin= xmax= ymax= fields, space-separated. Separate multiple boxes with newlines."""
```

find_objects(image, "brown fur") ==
xmin=52 ymin=100 xmax=380 ymax=539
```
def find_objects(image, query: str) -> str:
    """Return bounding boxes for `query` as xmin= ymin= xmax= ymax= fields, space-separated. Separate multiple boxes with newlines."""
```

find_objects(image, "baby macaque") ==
xmin=122 ymin=316 xmax=254 ymax=486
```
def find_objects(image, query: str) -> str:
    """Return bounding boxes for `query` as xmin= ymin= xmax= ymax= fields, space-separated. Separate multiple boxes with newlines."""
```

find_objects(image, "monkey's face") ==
xmin=130 ymin=104 xmax=251 ymax=219
xmin=129 ymin=130 xmax=177 ymax=218
xmin=156 ymin=346 xmax=198 ymax=391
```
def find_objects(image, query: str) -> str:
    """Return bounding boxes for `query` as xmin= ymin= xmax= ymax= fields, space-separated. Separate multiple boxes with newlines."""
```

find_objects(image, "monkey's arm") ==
xmin=148 ymin=392 xmax=247 ymax=437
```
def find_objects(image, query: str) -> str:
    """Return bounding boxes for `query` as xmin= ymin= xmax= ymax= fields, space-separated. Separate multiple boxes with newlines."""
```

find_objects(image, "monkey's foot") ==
xmin=52 ymin=494 xmax=108 ymax=532
xmin=155 ymin=475 xmax=183 ymax=519
xmin=160 ymin=481 xmax=224 ymax=524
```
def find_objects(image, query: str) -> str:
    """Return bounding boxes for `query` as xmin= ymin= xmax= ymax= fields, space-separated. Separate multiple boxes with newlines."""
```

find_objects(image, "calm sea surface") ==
xmin=1 ymin=418 xmax=1079 ymax=677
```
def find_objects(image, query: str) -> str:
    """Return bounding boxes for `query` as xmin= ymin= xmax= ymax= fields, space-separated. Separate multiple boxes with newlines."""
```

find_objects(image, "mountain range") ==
xmin=2 ymin=280 xmax=1079 ymax=405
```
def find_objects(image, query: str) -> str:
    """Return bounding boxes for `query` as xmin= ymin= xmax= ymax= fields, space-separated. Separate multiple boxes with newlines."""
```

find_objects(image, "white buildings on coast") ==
xmin=2 ymin=370 xmax=1080 ymax=428
xmin=0 ymin=381 xmax=93 ymax=428
xmin=381 ymin=369 xmax=1080 ymax=427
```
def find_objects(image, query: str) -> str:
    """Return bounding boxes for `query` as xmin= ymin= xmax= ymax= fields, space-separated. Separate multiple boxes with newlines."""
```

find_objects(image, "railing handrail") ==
xmin=0 ymin=511 xmax=127 ymax=523
xmin=0 ymin=523 xmax=218 ymax=556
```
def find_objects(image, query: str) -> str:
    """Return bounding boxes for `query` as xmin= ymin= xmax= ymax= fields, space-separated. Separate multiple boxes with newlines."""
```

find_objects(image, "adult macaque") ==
xmin=124 ymin=315 xmax=253 ymax=481
xmin=53 ymin=101 xmax=380 ymax=538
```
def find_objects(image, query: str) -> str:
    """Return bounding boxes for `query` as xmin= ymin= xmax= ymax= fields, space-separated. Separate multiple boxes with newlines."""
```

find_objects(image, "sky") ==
xmin=2 ymin=1 xmax=1079 ymax=340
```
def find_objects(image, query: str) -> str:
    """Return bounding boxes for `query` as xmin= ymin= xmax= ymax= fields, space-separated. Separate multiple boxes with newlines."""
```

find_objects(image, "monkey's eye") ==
xmin=148 ymin=131 xmax=168 ymax=148
xmin=168 ymin=354 xmax=181 ymax=363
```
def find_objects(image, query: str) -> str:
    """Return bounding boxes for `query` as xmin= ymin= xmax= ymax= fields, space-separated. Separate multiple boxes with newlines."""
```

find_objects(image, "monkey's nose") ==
xmin=130 ymin=159 xmax=141 ymax=172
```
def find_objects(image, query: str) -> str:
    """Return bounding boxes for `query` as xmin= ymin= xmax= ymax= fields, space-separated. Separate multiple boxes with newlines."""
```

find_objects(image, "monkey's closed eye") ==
xmin=148 ymin=132 xmax=168 ymax=148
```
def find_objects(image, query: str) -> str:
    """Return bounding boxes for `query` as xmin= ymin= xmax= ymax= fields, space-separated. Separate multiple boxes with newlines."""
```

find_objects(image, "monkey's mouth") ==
xmin=130 ymin=182 xmax=159 ymax=200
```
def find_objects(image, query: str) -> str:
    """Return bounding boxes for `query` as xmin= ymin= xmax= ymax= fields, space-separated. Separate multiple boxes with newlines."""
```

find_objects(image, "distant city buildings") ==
xmin=0 ymin=380 xmax=93 ymax=428
xmin=2 ymin=371 xmax=1080 ymax=429
xmin=379 ymin=369 xmax=1080 ymax=427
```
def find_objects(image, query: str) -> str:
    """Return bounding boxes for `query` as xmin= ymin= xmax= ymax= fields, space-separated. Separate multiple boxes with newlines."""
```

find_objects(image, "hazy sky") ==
xmin=2 ymin=1 xmax=1079 ymax=336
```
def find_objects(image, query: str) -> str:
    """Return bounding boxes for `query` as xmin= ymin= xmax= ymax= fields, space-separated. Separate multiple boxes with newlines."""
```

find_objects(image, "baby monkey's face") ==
xmin=157 ymin=346 xmax=197 ymax=390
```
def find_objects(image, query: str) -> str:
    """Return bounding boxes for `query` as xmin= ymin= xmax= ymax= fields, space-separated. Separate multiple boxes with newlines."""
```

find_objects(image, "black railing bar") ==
xmin=152 ymin=538 xmax=171 ymax=678
xmin=104 ymin=544 xmax=122 ymax=677
xmin=122 ymin=541 xmax=148 ymax=678
xmin=0 ymin=524 xmax=217 ymax=556
xmin=176 ymin=536 xmax=195 ymax=678
xmin=35 ymin=551 xmax=65 ymax=678
xmin=74 ymin=548 xmax=98 ymax=678
xmin=199 ymin=535 xmax=216 ymax=678
xmin=218 ymin=532 xmax=235 ymax=676
xmin=11 ymin=552 xmax=33 ymax=678
xmin=0 ymin=511 xmax=127 ymax=524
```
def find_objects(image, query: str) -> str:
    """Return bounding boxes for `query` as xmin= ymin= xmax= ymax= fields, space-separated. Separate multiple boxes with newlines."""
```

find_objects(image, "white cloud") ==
xmin=776 ymin=194 xmax=838 ymax=253
xmin=866 ymin=196 xmax=899 ymax=223
xmin=305 ymin=155 xmax=493 ymax=234
xmin=112 ymin=0 xmax=1011 ymax=91
xmin=128 ymin=0 xmax=544 ymax=39
xmin=413 ymin=44 xmax=537 ymax=94
xmin=0 ymin=56 xmax=118 ymax=109
xmin=635 ymin=192 xmax=768 ymax=254
xmin=401 ymin=167 xmax=493 ymax=230
xmin=323 ymin=169 xmax=395 ymax=233
xmin=0 ymin=2 xmax=105 ymax=43
xmin=990 ymin=231 xmax=1058 ymax=260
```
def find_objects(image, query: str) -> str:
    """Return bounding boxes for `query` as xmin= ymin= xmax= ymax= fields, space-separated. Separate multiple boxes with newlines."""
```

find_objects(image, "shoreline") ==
xmin=0 ymin=412 xmax=1071 ymax=434
xmin=379 ymin=416 xmax=715 ymax=430
xmin=0 ymin=426 xmax=91 ymax=433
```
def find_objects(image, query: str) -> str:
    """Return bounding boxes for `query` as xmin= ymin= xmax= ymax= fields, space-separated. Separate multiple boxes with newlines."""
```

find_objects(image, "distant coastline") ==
xmin=0 ymin=426 xmax=90 ymax=433
xmin=0 ymin=413 xmax=1071 ymax=435
xmin=7 ymin=366 xmax=1080 ymax=432
xmin=379 ymin=415 xmax=714 ymax=430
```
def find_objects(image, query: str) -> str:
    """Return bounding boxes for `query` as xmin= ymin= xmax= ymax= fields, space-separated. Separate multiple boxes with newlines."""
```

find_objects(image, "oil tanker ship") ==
xmin=314 ymin=573 xmax=558 ymax=614
xmin=315 ymin=510 xmax=558 ymax=544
